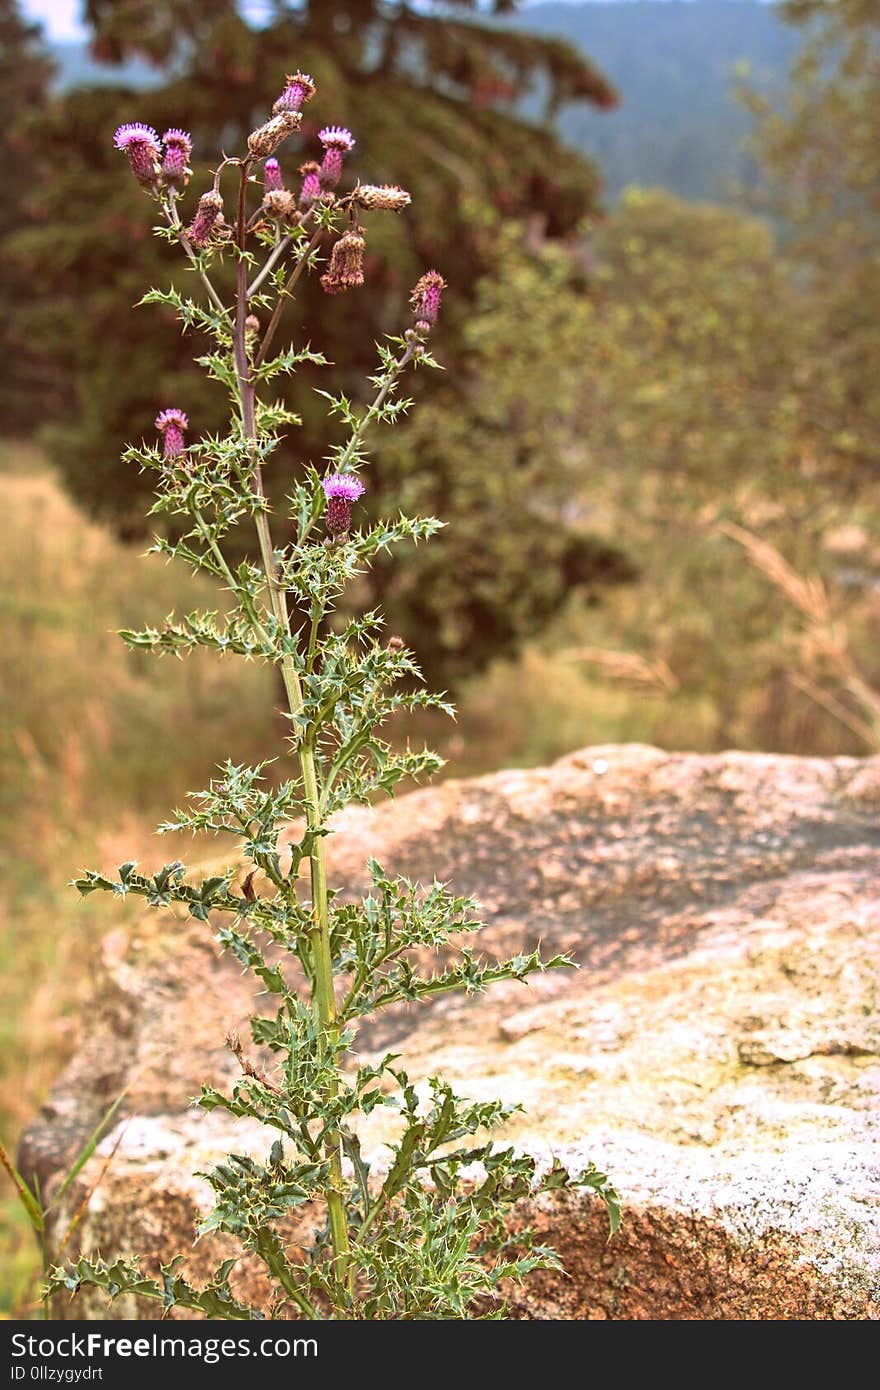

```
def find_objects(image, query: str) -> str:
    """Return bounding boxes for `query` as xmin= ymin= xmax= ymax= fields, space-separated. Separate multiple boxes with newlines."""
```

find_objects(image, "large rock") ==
xmin=21 ymin=746 xmax=880 ymax=1319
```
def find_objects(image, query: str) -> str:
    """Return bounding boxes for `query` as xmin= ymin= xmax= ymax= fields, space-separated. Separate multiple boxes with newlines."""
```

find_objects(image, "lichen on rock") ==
xmin=21 ymin=746 xmax=880 ymax=1320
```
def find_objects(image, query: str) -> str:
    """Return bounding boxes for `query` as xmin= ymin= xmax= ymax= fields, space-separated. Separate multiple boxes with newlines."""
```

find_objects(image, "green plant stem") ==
xmin=191 ymin=508 xmax=272 ymax=648
xmin=356 ymin=1194 xmax=386 ymax=1244
xmin=247 ymin=232 xmax=292 ymax=300
xmin=254 ymin=223 xmax=323 ymax=370
xmin=306 ymin=607 xmax=322 ymax=670
xmin=192 ymin=509 xmax=243 ymax=588
xmin=231 ymin=164 xmax=352 ymax=1305
xmin=164 ymin=194 xmax=231 ymax=320
xmin=336 ymin=344 xmax=417 ymax=474
xmin=255 ymin=1232 xmax=321 ymax=1320
xmin=296 ymin=342 xmax=418 ymax=551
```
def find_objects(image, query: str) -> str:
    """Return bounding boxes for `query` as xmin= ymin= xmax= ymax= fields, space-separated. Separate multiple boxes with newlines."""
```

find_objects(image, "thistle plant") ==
xmin=48 ymin=75 xmax=618 ymax=1321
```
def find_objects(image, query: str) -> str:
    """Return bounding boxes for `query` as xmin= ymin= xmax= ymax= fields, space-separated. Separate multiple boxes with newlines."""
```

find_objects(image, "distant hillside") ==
xmin=48 ymin=0 xmax=798 ymax=205
xmin=511 ymin=1 xmax=797 ymax=202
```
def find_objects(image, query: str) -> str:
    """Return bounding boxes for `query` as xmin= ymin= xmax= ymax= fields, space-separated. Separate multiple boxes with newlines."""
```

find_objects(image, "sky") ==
xmin=22 ymin=0 xmax=280 ymax=41
xmin=23 ymin=0 xmax=84 ymax=41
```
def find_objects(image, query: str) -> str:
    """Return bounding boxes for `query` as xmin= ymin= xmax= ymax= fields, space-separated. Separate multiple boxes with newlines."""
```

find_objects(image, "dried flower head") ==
xmin=160 ymin=128 xmax=192 ymax=187
xmin=187 ymin=189 xmax=224 ymax=249
xmin=155 ymin=408 xmax=188 ymax=460
xmin=113 ymin=122 xmax=161 ymax=185
xmin=410 ymin=270 xmax=446 ymax=330
xmin=354 ymin=183 xmax=412 ymax=213
xmin=318 ymin=126 xmax=356 ymax=189
xmin=320 ymin=229 xmax=366 ymax=295
xmin=321 ymin=473 xmax=366 ymax=535
xmin=263 ymin=157 xmax=283 ymax=193
xmin=262 ymin=189 xmax=299 ymax=222
xmin=298 ymin=160 xmax=322 ymax=208
xmin=247 ymin=111 xmax=301 ymax=161
xmin=273 ymin=71 xmax=316 ymax=115
xmin=245 ymin=314 xmax=260 ymax=336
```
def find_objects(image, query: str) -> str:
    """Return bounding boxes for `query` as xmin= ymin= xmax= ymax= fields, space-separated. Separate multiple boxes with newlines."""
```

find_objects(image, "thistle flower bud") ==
xmin=245 ymin=314 xmax=260 ymax=336
xmin=410 ymin=270 xmax=446 ymax=331
xmin=298 ymin=160 xmax=322 ymax=209
xmin=113 ymin=123 xmax=161 ymax=186
xmin=354 ymin=184 xmax=411 ymax=213
xmin=187 ymin=189 xmax=224 ymax=248
xmin=155 ymin=408 xmax=188 ymax=460
xmin=247 ymin=111 xmax=301 ymax=161
xmin=273 ymin=71 xmax=316 ymax=115
xmin=321 ymin=473 xmax=365 ymax=535
xmin=263 ymin=157 xmax=283 ymax=193
xmin=318 ymin=126 xmax=355 ymax=190
xmin=262 ymin=189 xmax=299 ymax=222
xmin=160 ymin=128 xmax=192 ymax=188
xmin=387 ymin=635 xmax=406 ymax=653
xmin=320 ymin=229 xmax=366 ymax=295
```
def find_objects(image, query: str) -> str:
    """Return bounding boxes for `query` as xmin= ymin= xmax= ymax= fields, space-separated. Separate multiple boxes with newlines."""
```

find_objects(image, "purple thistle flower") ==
xmin=319 ymin=126 xmax=356 ymax=152
xmin=114 ymin=122 xmax=159 ymax=149
xmin=263 ymin=157 xmax=284 ymax=193
xmin=298 ymin=160 xmax=322 ymax=208
xmin=155 ymin=408 xmax=188 ymax=460
xmin=320 ymin=149 xmax=344 ymax=190
xmin=160 ymin=128 xmax=192 ymax=186
xmin=318 ymin=126 xmax=355 ymax=190
xmin=273 ymin=70 xmax=316 ymax=115
xmin=113 ymin=122 xmax=161 ymax=186
xmin=321 ymin=473 xmax=366 ymax=536
xmin=322 ymin=474 xmax=366 ymax=501
xmin=410 ymin=270 xmax=446 ymax=331
xmin=187 ymin=189 xmax=224 ymax=249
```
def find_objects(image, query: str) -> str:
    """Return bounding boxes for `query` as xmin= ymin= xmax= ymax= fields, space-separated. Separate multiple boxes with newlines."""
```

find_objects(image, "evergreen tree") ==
xmin=12 ymin=1 xmax=622 ymax=676
xmin=0 ymin=0 xmax=53 ymax=430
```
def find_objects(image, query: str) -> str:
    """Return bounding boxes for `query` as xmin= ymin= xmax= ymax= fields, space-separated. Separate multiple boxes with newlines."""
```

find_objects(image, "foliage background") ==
xmin=1 ymin=0 xmax=878 ymax=1314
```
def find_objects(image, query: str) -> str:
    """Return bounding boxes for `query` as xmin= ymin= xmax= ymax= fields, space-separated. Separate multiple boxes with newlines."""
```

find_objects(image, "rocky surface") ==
xmin=20 ymin=745 xmax=880 ymax=1319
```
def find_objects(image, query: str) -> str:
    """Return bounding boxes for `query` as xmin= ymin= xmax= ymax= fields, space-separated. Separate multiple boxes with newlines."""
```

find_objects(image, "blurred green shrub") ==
xmin=741 ymin=0 xmax=880 ymax=487
xmin=0 ymin=0 xmax=54 ymax=430
xmin=414 ymin=188 xmax=880 ymax=757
